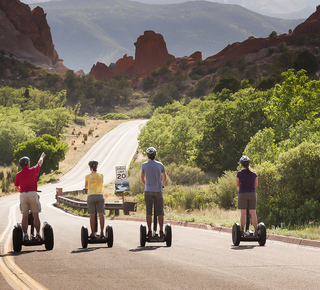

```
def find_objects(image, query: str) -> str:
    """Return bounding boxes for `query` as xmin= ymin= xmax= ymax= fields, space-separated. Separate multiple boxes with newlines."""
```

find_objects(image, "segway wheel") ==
xmin=165 ymin=224 xmax=172 ymax=247
xmin=140 ymin=224 xmax=146 ymax=247
xmin=258 ymin=222 xmax=267 ymax=246
xmin=106 ymin=225 xmax=113 ymax=248
xmin=81 ymin=226 xmax=88 ymax=249
xmin=232 ymin=223 xmax=241 ymax=246
xmin=13 ymin=225 xmax=23 ymax=252
xmin=43 ymin=223 xmax=54 ymax=250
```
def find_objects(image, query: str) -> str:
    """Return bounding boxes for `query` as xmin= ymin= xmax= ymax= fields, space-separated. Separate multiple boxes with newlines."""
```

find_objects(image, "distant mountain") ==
xmin=29 ymin=0 xmax=301 ymax=72
xmin=23 ymin=0 xmax=318 ymax=19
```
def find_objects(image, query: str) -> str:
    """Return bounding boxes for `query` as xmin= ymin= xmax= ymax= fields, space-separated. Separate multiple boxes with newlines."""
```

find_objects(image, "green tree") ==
xmin=294 ymin=50 xmax=317 ymax=74
xmin=265 ymin=69 xmax=320 ymax=140
xmin=14 ymin=134 xmax=68 ymax=174
xmin=24 ymin=108 xmax=71 ymax=139
xmin=196 ymin=88 xmax=271 ymax=173
xmin=257 ymin=142 xmax=320 ymax=226
xmin=213 ymin=75 xmax=241 ymax=93
xmin=0 ymin=106 xmax=35 ymax=164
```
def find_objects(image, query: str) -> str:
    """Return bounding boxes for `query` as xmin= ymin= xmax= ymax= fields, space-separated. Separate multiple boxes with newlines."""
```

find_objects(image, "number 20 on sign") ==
xmin=116 ymin=166 xmax=127 ymax=180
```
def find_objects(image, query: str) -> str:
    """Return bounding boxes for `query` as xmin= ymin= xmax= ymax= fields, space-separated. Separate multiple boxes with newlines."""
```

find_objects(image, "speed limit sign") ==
xmin=116 ymin=166 xmax=127 ymax=180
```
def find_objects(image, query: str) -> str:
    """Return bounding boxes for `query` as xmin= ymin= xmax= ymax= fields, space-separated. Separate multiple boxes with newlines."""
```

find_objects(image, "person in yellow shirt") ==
xmin=85 ymin=160 xmax=105 ymax=238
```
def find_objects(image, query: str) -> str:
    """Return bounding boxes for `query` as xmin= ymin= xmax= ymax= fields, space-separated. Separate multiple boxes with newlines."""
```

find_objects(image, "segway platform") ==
xmin=232 ymin=222 xmax=267 ymax=246
xmin=13 ymin=221 xmax=54 ymax=252
xmin=81 ymin=225 xmax=113 ymax=248
xmin=140 ymin=223 xmax=172 ymax=247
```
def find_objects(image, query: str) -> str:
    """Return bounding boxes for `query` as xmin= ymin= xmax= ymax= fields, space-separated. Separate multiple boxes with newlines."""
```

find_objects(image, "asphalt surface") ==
xmin=1 ymin=119 xmax=320 ymax=289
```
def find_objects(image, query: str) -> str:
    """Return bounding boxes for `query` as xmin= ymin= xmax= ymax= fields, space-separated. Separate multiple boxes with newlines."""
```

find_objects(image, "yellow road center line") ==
xmin=0 ymin=204 xmax=48 ymax=290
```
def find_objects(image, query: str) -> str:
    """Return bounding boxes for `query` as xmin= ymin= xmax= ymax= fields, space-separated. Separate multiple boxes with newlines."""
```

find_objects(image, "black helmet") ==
xmin=239 ymin=156 xmax=250 ymax=166
xmin=88 ymin=160 xmax=98 ymax=168
xmin=19 ymin=156 xmax=30 ymax=167
xmin=146 ymin=147 xmax=156 ymax=155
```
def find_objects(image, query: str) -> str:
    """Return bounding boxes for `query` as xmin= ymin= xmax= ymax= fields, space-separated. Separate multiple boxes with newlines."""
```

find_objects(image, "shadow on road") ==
xmin=4 ymin=249 xmax=47 ymax=257
xmin=230 ymin=245 xmax=257 ymax=250
xmin=129 ymin=246 xmax=165 ymax=252
xmin=71 ymin=247 xmax=110 ymax=254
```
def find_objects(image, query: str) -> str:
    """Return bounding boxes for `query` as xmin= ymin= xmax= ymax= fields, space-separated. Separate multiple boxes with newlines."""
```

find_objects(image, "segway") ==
xmin=140 ymin=203 xmax=172 ymax=247
xmin=81 ymin=207 xmax=113 ymax=249
xmin=232 ymin=205 xmax=266 ymax=246
xmin=12 ymin=211 xmax=54 ymax=252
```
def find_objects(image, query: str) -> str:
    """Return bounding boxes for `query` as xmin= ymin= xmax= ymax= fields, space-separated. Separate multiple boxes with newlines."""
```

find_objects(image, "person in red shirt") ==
xmin=15 ymin=152 xmax=46 ymax=241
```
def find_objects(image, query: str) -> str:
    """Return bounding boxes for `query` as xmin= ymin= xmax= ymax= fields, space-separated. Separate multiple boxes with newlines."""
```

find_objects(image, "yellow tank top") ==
xmin=85 ymin=172 xmax=104 ymax=196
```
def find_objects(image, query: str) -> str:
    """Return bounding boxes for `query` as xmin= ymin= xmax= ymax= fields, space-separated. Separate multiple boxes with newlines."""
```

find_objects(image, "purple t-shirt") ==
xmin=236 ymin=169 xmax=257 ymax=193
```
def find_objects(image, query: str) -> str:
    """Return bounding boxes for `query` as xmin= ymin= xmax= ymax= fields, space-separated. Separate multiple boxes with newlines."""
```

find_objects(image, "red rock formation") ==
xmin=133 ymin=30 xmax=175 ymax=76
xmin=293 ymin=5 xmax=320 ymax=35
xmin=114 ymin=54 xmax=134 ymax=74
xmin=189 ymin=51 xmax=202 ymax=62
xmin=90 ymin=31 xmax=175 ymax=80
xmin=89 ymin=62 xmax=114 ymax=80
xmin=205 ymin=5 xmax=320 ymax=69
xmin=0 ymin=0 xmax=58 ymax=64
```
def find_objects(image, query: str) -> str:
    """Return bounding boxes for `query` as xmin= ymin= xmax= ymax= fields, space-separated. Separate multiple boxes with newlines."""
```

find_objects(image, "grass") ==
xmin=57 ymin=190 xmax=320 ymax=241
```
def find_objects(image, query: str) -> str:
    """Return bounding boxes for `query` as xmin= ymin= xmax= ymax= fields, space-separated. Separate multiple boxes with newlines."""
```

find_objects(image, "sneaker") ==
xmin=24 ymin=234 xmax=29 ymax=241
xmin=159 ymin=231 xmax=164 ymax=238
xmin=254 ymin=231 xmax=258 ymax=237
xmin=147 ymin=231 xmax=152 ymax=238
xmin=243 ymin=231 xmax=250 ymax=237
xmin=35 ymin=233 xmax=41 ymax=241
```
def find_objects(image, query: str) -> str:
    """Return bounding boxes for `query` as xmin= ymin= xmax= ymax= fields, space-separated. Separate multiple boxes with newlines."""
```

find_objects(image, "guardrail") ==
xmin=55 ymin=188 xmax=137 ymax=216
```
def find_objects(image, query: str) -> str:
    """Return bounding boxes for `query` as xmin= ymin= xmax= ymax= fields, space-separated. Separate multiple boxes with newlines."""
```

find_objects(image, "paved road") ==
xmin=1 ymin=119 xmax=320 ymax=289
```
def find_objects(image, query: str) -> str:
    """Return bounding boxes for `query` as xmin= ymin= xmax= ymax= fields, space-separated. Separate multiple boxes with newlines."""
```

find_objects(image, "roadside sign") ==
xmin=116 ymin=166 xmax=127 ymax=180
xmin=115 ymin=166 xmax=129 ymax=194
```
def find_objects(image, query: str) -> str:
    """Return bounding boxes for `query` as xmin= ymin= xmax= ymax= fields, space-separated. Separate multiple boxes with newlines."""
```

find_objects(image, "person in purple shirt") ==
xmin=141 ymin=147 xmax=167 ymax=237
xmin=236 ymin=156 xmax=258 ymax=236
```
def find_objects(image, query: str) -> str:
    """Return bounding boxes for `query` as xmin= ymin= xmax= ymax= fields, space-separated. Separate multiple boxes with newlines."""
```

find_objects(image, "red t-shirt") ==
xmin=15 ymin=164 xmax=40 ymax=192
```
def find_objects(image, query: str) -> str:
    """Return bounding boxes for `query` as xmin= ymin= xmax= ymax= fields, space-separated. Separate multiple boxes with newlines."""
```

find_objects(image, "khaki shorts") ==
xmin=20 ymin=191 xmax=41 ymax=214
xmin=238 ymin=192 xmax=257 ymax=210
xmin=144 ymin=191 xmax=164 ymax=216
xmin=87 ymin=194 xmax=105 ymax=214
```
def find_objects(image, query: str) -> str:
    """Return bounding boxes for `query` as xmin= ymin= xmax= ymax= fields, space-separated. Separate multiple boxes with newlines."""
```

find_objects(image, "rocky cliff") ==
xmin=90 ymin=30 xmax=175 ymax=80
xmin=0 ymin=0 xmax=66 ymax=73
xmin=205 ymin=5 xmax=320 ymax=69
xmin=90 ymin=6 xmax=320 ymax=81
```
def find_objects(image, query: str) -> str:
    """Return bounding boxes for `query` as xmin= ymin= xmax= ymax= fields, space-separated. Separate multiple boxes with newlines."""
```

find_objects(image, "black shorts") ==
xmin=144 ymin=191 xmax=164 ymax=216
xmin=238 ymin=192 xmax=257 ymax=210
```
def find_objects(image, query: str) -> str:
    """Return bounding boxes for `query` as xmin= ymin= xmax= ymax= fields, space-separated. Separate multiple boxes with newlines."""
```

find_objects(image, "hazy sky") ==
xmin=21 ymin=0 xmax=318 ymax=17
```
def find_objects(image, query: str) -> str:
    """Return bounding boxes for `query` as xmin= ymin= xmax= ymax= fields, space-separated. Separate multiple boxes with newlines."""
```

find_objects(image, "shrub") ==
xmin=213 ymin=171 xmax=238 ymax=209
xmin=256 ymin=142 xmax=320 ymax=226
xmin=166 ymin=164 xmax=205 ymax=185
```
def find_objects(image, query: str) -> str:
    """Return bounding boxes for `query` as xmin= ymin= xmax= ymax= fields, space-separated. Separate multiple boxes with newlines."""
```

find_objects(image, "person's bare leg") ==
xmin=146 ymin=214 xmax=152 ymax=234
xmin=90 ymin=214 xmax=96 ymax=236
xmin=32 ymin=213 xmax=41 ymax=234
xmin=250 ymin=209 xmax=258 ymax=231
xmin=158 ymin=215 xmax=164 ymax=232
xmin=22 ymin=213 xmax=29 ymax=234
xmin=240 ymin=209 xmax=246 ymax=232
xmin=99 ymin=212 xmax=105 ymax=236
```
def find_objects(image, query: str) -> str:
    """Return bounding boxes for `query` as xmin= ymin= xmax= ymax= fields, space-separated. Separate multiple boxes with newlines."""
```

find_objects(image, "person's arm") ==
xmin=162 ymin=172 xmax=167 ymax=187
xmin=85 ymin=179 xmax=88 ymax=189
xmin=38 ymin=152 xmax=46 ymax=166
xmin=255 ymin=177 xmax=258 ymax=188
xmin=141 ymin=173 xmax=146 ymax=184
xmin=236 ymin=177 xmax=240 ymax=188
xmin=14 ymin=175 xmax=20 ymax=192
